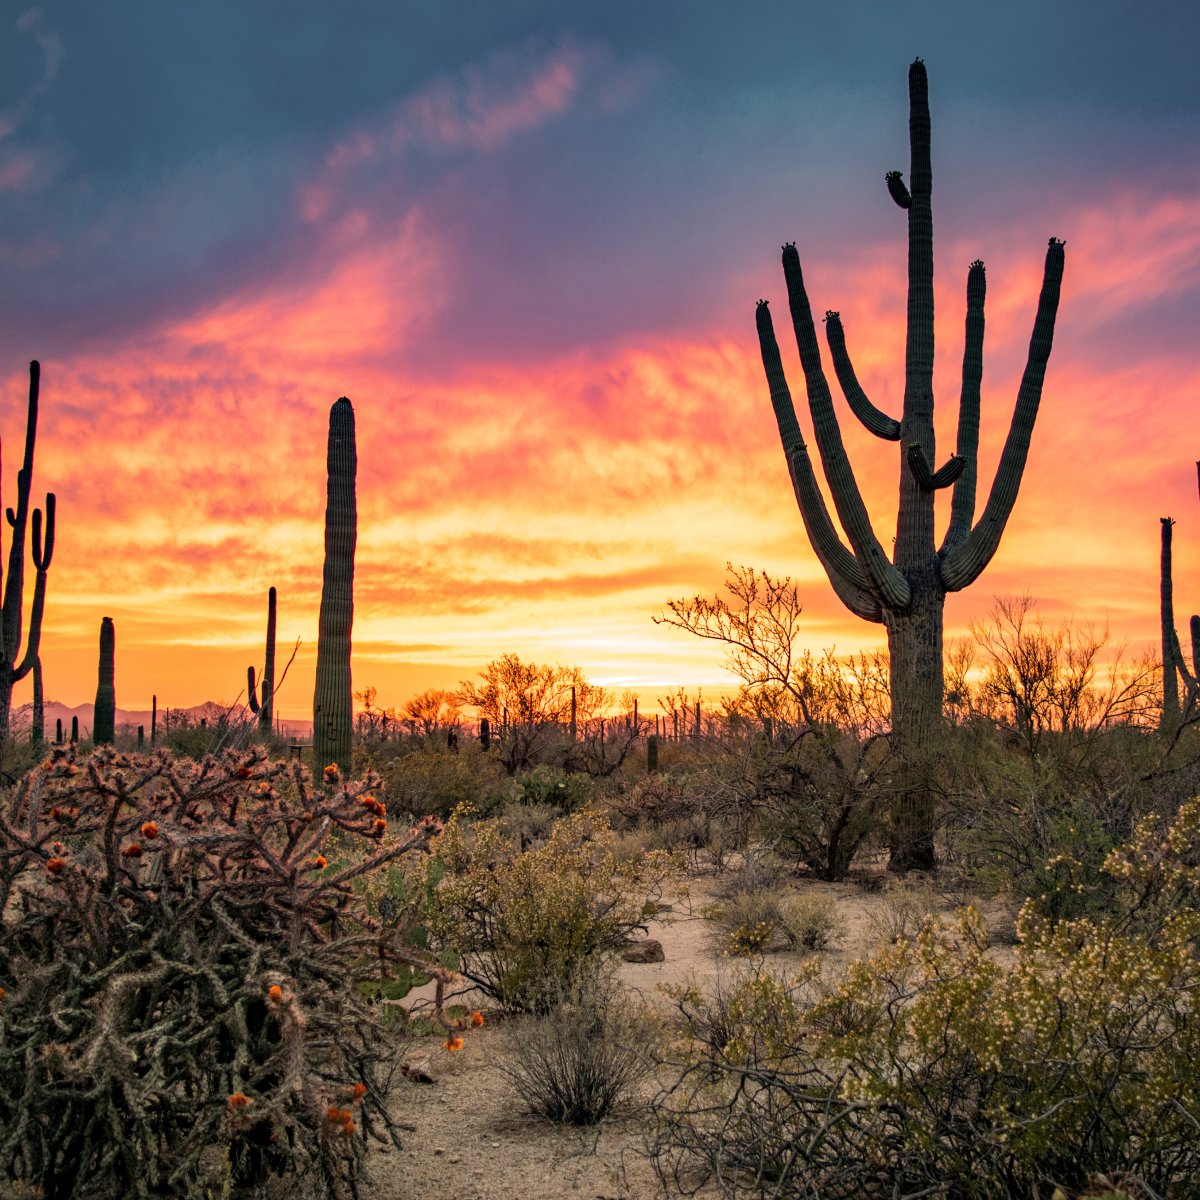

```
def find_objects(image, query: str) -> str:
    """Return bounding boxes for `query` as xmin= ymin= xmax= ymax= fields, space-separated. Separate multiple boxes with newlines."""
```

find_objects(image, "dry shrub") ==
xmin=0 ymin=747 xmax=462 ymax=1199
xmin=430 ymin=807 xmax=684 ymax=1012
xmin=703 ymin=889 xmax=788 ymax=957
xmin=777 ymin=892 xmax=844 ymax=951
xmin=496 ymin=971 xmax=653 ymax=1124
xmin=862 ymin=884 xmax=939 ymax=946
xmin=652 ymin=799 xmax=1200 ymax=1198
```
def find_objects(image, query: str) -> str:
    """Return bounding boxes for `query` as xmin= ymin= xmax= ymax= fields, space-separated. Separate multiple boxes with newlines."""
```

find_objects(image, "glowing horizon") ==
xmin=1 ymin=8 xmax=1197 ymax=720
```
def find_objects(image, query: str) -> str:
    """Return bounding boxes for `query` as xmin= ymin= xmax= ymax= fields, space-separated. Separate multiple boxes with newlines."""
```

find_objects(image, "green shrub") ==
xmin=653 ymin=798 xmax=1200 ymax=1197
xmin=0 ymin=747 xmax=463 ymax=1199
xmin=429 ymin=807 xmax=684 ymax=1012
xmin=371 ymin=744 xmax=507 ymax=818
xmin=516 ymin=763 xmax=597 ymax=810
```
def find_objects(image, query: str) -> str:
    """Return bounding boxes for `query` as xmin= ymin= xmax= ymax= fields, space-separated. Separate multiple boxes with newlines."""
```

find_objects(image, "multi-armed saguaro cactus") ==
xmin=0 ymin=361 xmax=57 ymax=741
xmin=248 ymin=585 xmax=277 ymax=735
xmin=755 ymin=60 xmax=1065 ymax=869
xmin=93 ymin=616 xmax=116 ymax=744
xmin=312 ymin=398 xmax=357 ymax=774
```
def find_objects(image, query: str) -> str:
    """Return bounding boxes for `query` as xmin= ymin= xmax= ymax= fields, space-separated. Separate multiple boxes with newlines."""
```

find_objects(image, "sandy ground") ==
xmin=362 ymin=868 xmax=1010 ymax=1200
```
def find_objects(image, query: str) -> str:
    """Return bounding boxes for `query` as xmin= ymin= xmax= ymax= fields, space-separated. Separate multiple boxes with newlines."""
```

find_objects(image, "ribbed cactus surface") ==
xmin=755 ymin=60 xmax=1065 ymax=869
xmin=94 ymin=616 xmax=115 ymax=745
xmin=312 ymin=398 xmax=357 ymax=774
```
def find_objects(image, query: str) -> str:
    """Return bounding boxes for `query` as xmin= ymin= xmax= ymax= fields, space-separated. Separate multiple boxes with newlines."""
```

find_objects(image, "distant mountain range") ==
xmin=28 ymin=701 xmax=312 ymax=741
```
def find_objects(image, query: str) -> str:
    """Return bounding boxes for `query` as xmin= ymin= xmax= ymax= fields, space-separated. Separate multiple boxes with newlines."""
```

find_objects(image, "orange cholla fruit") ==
xmin=313 ymin=855 xmax=327 ymax=869
xmin=121 ymin=843 xmax=143 ymax=859
xmin=140 ymin=821 xmax=159 ymax=839
xmin=340 ymin=1118 xmax=355 ymax=1136
xmin=228 ymin=1092 xmax=252 ymax=1110
xmin=267 ymin=984 xmax=283 ymax=1003
xmin=471 ymin=1011 xmax=484 ymax=1027
xmin=323 ymin=764 xmax=339 ymax=784
xmin=236 ymin=764 xmax=253 ymax=779
xmin=325 ymin=1105 xmax=342 ymax=1122
xmin=46 ymin=857 xmax=65 ymax=874
xmin=443 ymin=1036 xmax=464 ymax=1053
xmin=350 ymin=1082 xmax=367 ymax=1100
xmin=371 ymin=818 xmax=387 ymax=837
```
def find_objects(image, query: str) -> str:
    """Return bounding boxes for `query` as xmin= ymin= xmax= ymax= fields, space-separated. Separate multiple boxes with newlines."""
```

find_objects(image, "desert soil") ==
xmin=367 ymin=868 xmax=1007 ymax=1200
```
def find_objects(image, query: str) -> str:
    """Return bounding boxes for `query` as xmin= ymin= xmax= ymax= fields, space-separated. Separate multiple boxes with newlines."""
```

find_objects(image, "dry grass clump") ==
xmin=777 ymin=891 xmax=844 ymax=951
xmin=496 ymin=971 xmax=655 ymax=1125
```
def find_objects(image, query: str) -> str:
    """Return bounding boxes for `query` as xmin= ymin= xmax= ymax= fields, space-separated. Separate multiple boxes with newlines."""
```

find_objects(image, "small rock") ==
xmin=400 ymin=1059 xmax=438 ymax=1084
xmin=621 ymin=938 xmax=665 ymax=963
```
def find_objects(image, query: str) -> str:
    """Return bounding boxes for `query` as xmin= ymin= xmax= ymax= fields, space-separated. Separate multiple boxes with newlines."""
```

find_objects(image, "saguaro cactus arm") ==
xmin=940 ymin=238 xmax=1065 ymax=592
xmin=907 ymin=444 xmax=966 ymax=491
xmin=756 ymin=301 xmax=882 ymax=622
xmin=822 ymin=311 xmax=901 ymax=440
xmin=0 ymin=362 xmax=40 ymax=665
xmin=12 ymin=495 xmax=54 ymax=681
xmin=941 ymin=260 xmax=988 ymax=553
xmin=780 ymin=244 xmax=911 ymax=610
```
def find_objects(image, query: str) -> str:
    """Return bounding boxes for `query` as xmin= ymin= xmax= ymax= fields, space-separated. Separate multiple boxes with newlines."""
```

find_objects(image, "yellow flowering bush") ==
xmin=429 ymin=807 xmax=684 ymax=1012
xmin=654 ymin=799 xmax=1200 ymax=1198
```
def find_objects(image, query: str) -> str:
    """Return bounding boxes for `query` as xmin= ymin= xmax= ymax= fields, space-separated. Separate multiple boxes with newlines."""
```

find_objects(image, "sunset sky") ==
xmin=0 ymin=2 xmax=1197 ymax=720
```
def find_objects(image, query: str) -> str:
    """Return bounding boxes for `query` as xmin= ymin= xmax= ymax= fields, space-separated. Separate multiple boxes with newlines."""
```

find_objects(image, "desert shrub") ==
xmin=0 ymin=747 xmax=467 ymax=1199
xmin=429 ymin=807 xmax=684 ymax=1012
xmin=496 ymin=969 xmax=654 ymax=1124
xmin=702 ymin=889 xmax=788 ymax=957
xmin=862 ymin=884 xmax=939 ymax=946
xmin=371 ymin=743 xmax=508 ymax=818
xmin=495 ymin=798 xmax=560 ymax=846
xmin=652 ymin=800 xmax=1200 ymax=1198
xmin=777 ymin=892 xmax=843 ymax=951
xmin=515 ymin=763 xmax=597 ymax=810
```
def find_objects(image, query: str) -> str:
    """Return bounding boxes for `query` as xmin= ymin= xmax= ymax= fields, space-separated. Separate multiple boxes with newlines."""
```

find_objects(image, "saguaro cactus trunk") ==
xmin=0 ymin=362 xmax=56 ymax=741
xmin=93 ymin=617 xmax=116 ymax=745
xmin=755 ymin=60 xmax=1065 ymax=869
xmin=312 ymin=398 xmax=357 ymax=775
xmin=248 ymin=586 xmax=277 ymax=735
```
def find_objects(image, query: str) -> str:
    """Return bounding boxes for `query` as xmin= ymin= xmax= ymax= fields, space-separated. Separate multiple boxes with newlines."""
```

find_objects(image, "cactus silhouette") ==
xmin=248 ymin=585 xmax=277 ymax=735
xmin=755 ymin=60 xmax=1065 ymax=869
xmin=312 ymin=398 xmax=357 ymax=774
xmin=93 ymin=616 xmax=116 ymax=745
xmin=0 ymin=362 xmax=56 ymax=740
xmin=1162 ymin=465 xmax=1200 ymax=724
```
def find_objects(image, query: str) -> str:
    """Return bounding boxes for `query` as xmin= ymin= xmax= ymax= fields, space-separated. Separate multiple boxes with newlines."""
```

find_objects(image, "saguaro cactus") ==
xmin=312 ymin=398 xmax=357 ymax=774
xmin=94 ymin=616 xmax=116 ymax=745
xmin=755 ymin=60 xmax=1065 ymax=869
xmin=0 ymin=361 xmax=56 ymax=740
xmin=247 ymin=585 xmax=277 ymax=735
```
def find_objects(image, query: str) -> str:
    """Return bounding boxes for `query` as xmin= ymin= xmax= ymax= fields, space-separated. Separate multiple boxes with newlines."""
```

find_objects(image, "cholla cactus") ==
xmin=0 ymin=748 xmax=468 ymax=1198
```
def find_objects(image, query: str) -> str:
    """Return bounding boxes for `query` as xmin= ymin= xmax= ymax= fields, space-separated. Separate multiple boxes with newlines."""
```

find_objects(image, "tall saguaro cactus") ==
xmin=755 ymin=60 xmax=1065 ymax=869
xmin=0 ymin=361 xmax=57 ymax=740
xmin=248 ymin=585 xmax=277 ymax=735
xmin=312 ymin=398 xmax=357 ymax=774
xmin=94 ymin=616 xmax=116 ymax=745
